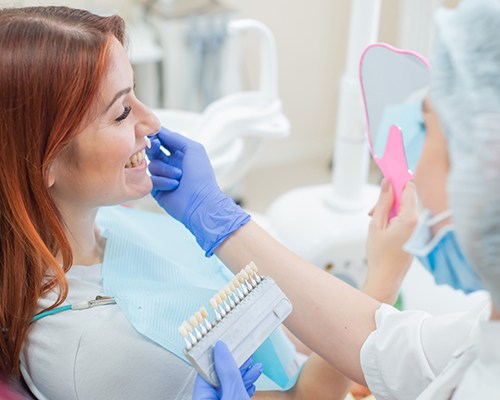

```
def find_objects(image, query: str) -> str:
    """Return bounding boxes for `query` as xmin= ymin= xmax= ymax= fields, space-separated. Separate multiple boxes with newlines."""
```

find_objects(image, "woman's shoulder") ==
xmin=23 ymin=300 xmax=196 ymax=400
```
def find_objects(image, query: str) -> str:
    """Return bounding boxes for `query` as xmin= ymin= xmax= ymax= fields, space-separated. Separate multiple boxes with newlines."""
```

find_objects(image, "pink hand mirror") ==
xmin=360 ymin=43 xmax=430 ymax=218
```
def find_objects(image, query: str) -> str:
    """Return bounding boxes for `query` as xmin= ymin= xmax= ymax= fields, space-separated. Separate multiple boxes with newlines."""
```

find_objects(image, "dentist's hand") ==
xmin=146 ymin=128 xmax=250 ymax=256
xmin=363 ymin=179 xmax=418 ymax=304
xmin=192 ymin=341 xmax=263 ymax=400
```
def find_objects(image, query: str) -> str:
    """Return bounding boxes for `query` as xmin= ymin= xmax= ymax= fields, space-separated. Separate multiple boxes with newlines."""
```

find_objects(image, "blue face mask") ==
xmin=403 ymin=209 xmax=484 ymax=293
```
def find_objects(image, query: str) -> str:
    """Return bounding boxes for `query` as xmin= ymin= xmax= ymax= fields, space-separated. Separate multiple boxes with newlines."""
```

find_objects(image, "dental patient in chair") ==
xmin=0 ymin=6 xmax=384 ymax=400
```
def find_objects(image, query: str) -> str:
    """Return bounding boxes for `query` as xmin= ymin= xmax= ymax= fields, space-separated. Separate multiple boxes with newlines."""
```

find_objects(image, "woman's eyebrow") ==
xmin=105 ymin=87 xmax=132 ymax=111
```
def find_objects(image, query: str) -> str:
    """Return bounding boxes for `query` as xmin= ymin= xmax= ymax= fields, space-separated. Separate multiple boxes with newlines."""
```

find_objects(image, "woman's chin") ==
xmin=124 ymin=174 xmax=153 ymax=199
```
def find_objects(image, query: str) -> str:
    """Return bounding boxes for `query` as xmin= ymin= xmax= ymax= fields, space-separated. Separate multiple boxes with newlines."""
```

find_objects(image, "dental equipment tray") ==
xmin=179 ymin=263 xmax=292 ymax=387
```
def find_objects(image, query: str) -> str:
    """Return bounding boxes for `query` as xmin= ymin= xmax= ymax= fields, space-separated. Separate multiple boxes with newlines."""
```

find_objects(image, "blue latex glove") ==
xmin=192 ymin=341 xmax=263 ymax=400
xmin=146 ymin=128 xmax=250 ymax=256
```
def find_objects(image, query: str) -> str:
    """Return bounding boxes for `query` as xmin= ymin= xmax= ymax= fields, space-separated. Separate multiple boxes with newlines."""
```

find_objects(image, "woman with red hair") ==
xmin=0 ymin=6 xmax=204 ymax=399
xmin=0 ymin=6 xmax=356 ymax=400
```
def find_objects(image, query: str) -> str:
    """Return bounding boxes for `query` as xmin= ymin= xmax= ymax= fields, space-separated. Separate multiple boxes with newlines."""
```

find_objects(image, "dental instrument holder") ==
xmin=359 ymin=43 xmax=430 ymax=218
xmin=184 ymin=276 xmax=292 ymax=387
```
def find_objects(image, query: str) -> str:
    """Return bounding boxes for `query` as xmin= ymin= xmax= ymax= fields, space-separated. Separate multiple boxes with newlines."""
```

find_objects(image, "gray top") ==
xmin=21 ymin=263 xmax=196 ymax=400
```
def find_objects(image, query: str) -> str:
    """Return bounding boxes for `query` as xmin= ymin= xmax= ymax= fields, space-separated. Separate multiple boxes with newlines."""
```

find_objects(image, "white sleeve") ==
xmin=360 ymin=303 xmax=484 ymax=400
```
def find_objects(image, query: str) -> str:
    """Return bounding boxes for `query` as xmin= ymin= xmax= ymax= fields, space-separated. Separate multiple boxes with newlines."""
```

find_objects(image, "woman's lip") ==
xmin=130 ymin=145 xmax=146 ymax=157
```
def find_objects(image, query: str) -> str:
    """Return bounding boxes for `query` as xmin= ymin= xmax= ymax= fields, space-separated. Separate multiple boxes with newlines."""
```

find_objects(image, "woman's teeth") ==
xmin=125 ymin=149 xmax=146 ymax=168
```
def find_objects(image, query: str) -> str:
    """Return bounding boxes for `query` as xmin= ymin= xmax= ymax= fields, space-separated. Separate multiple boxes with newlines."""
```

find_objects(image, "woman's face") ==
xmin=413 ymin=98 xmax=451 ymax=230
xmin=49 ymin=37 xmax=161 ymax=210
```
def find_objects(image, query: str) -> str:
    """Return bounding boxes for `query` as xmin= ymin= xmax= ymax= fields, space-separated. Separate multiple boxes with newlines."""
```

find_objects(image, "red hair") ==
xmin=0 ymin=6 xmax=125 ymax=374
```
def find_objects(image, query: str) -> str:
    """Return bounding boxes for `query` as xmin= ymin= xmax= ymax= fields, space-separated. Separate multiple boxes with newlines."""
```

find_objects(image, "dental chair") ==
xmin=0 ymin=374 xmax=35 ymax=400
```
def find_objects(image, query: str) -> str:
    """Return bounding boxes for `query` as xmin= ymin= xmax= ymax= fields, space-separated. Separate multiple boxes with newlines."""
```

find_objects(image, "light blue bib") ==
xmin=97 ymin=205 xmax=301 ymax=390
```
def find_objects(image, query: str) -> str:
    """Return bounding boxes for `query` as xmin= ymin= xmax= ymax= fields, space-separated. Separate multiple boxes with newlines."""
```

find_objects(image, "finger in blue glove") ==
xmin=241 ymin=363 xmax=263 ymax=390
xmin=191 ymin=341 xmax=263 ymax=400
xmin=146 ymin=127 xmax=250 ymax=257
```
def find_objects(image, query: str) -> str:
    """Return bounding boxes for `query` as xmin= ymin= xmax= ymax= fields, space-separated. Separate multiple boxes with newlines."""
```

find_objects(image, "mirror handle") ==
xmin=373 ymin=124 xmax=413 ymax=219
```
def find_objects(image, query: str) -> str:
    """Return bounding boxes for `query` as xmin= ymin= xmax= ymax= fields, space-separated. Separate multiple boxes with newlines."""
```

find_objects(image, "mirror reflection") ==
xmin=360 ymin=44 xmax=430 ymax=173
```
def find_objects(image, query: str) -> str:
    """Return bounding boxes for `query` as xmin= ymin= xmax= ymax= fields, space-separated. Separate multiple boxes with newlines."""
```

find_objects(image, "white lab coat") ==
xmin=360 ymin=301 xmax=500 ymax=399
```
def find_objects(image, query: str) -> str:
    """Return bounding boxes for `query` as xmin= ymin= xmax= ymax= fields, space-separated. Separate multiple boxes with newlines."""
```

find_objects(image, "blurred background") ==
xmin=1 ymin=0 xmax=458 ymax=211
xmin=5 ymin=0 xmax=486 ymax=316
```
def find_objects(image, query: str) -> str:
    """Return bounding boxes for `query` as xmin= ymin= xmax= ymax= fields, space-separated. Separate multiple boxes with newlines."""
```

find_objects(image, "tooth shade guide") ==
xmin=213 ymin=294 xmax=225 ymax=315
xmin=209 ymin=298 xmax=222 ymax=321
xmin=244 ymin=267 xmax=257 ymax=287
xmin=178 ymin=324 xmax=188 ymax=337
xmin=189 ymin=316 xmax=203 ymax=337
xmin=194 ymin=312 xmax=203 ymax=323
xmin=180 ymin=270 xmax=293 ymax=388
xmin=245 ymin=264 xmax=259 ymax=283
xmin=227 ymin=283 xmax=239 ymax=303
xmin=189 ymin=316 xmax=203 ymax=340
xmin=179 ymin=324 xmax=192 ymax=350
xmin=232 ymin=277 xmax=241 ymax=288
xmin=193 ymin=311 xmax=207 ymax=333
xmin=182 ymin=321 xmax=197 ymax=345
xmin=232 ymin=278 xmax=245 ymax=300
xmin=225 ymin=286 xmax=236 ymax=307
xmin=179 ymin=263 xmax=270 ymax=352
xmin=237 ymin=274 xmax=249 ymax=294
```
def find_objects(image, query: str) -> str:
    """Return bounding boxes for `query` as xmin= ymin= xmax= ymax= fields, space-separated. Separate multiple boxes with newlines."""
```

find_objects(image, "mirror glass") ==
xmin=360 ymin=44 xmax=430 ymax=173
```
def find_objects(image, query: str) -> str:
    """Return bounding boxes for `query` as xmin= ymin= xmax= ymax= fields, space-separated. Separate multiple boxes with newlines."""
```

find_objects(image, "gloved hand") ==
xmin=146 ymin=128 xmax=250 ymax=256
xmin=192 ymin=341 xmax=263 ymax=400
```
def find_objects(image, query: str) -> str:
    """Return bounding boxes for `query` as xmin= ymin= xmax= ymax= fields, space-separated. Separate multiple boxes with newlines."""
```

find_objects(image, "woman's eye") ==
xmin=115 ymin=106 xmax=132 ymax=122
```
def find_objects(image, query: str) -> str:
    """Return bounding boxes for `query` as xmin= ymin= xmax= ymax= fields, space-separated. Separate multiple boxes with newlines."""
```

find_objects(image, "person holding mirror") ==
xmin=361 ymin=39 xmax=484 ymax=296
xmin=404 ymin=98 xmax=486 ymax=294
xmin=149 ymin=0 xmax=500 ymax=398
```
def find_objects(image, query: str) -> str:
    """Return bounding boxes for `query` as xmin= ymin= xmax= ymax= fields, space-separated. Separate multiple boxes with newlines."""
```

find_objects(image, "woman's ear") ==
xmin=47 ymin=166 xmax=56 ymax=188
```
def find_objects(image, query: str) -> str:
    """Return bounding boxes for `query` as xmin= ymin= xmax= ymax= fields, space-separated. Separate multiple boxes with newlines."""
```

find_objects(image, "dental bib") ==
xmin=97 ymin=204 xmax=300 ymax=390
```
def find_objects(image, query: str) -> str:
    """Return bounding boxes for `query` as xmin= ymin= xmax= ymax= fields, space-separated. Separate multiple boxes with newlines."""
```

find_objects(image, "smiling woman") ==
xmin=0 ymin=6 xmax=313 ymax=400
xmin=48 ymin=36 xmax=160 ymax=215
xmin=0 ymin=6 xmax=175 ymax=399
xmin=0 ymin=6 xmax=127 ymax=374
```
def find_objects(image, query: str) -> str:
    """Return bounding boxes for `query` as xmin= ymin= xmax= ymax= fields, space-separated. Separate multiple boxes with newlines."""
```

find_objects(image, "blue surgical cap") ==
xmin=431 ymin=0 xmax=500 ymax=308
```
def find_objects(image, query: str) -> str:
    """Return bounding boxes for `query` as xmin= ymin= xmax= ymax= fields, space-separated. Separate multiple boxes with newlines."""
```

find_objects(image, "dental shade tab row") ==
xmin=178 ymin=262 xmax=262 ymax=350
xmin=178 ymin=262 xmax=293 ymax=387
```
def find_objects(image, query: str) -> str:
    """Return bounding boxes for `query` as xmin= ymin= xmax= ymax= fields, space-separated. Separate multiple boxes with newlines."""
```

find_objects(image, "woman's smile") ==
xmin=125 ymin=147 xmax=147 ymax=169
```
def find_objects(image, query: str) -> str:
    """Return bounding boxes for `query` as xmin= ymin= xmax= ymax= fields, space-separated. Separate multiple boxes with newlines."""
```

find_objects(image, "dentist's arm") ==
xmin=255 ymin=353 xmax=351 ymax=400
xmin=147 ymin=130 xmax=415 ymax=385
xmin=213 ymin=219 xmax=378 ymax=384
xmin=215 ymin=183 xmax=417 ymax=385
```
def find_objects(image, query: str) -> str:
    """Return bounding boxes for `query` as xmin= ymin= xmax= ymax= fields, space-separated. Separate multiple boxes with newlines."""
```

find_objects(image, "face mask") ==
xmin=403 ymin=209 xmax=484 ymax=293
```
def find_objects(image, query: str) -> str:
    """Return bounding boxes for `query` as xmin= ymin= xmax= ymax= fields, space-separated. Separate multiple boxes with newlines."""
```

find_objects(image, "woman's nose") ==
xmin=136 ymin=103 xmax=161 ymax=137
